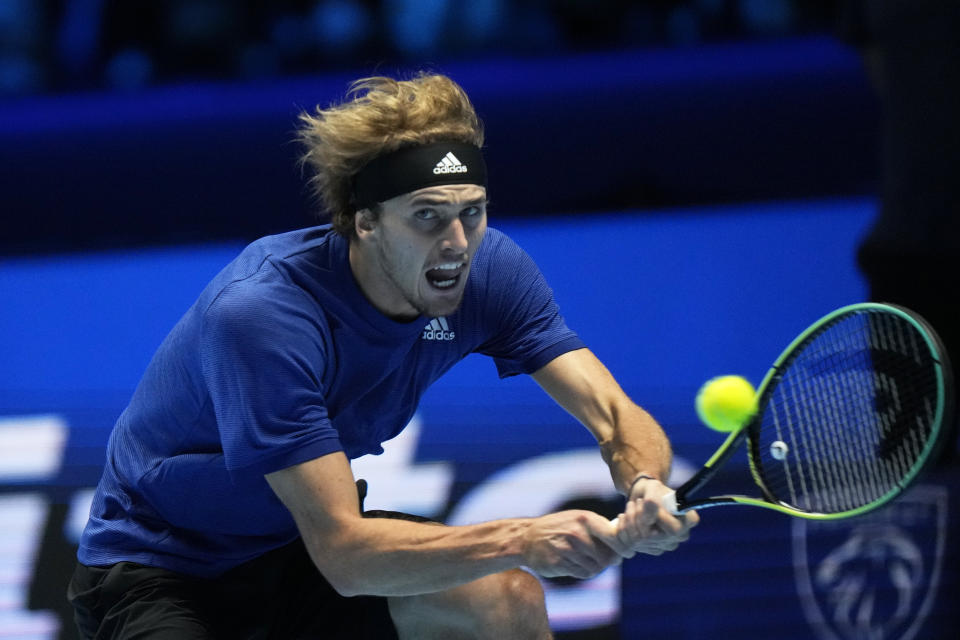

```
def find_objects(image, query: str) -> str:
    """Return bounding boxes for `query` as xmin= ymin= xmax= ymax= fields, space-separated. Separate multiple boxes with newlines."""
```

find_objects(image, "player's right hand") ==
xmin=521 ymin=510 xmax=632 ymax=580
xmin=615 ymin=476 xmax=699 ymax=557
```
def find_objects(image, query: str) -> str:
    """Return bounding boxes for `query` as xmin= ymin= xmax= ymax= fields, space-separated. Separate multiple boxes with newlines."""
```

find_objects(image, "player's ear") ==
xmin=355 ymin=208 xmax=377 ymax=237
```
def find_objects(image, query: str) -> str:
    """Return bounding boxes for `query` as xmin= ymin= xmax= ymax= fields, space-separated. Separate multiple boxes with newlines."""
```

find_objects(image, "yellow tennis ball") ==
xmin=695 ymin=375 xmax=757 ymax=432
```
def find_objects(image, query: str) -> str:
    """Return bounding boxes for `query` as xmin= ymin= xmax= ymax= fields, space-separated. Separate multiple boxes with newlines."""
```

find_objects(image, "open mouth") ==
xmin=425 ymin=262 xmax=465 ymax=290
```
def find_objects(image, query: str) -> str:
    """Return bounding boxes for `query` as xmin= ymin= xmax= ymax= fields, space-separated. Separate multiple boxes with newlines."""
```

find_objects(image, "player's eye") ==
xmin=460 ymin=206 xmax=481 ymax=218
xmin=414 ymin=208 xmax=438 ymax=221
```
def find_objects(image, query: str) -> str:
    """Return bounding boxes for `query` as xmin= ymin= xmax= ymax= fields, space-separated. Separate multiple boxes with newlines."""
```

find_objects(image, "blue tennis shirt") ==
xmin=78 ymin=225 xmax=585 ymax=577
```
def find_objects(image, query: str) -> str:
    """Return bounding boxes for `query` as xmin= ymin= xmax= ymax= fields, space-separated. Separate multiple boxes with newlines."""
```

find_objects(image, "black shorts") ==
xmin=68 ymin=481 xmax=435 ymax=640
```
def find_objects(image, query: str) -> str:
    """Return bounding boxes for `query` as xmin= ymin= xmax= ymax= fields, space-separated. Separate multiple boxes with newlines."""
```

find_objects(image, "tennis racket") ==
xmin=658 ymin=303 xmax=954 ymax=520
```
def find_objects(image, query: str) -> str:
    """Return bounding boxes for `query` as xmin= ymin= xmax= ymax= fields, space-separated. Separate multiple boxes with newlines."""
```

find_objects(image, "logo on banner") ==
xmin=792 ymin=486 xmax=947 ymax=640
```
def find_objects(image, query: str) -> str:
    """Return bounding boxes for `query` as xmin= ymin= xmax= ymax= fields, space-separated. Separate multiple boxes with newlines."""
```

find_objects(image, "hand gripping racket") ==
xmin=658 ymin=303 xmax=954 ymax=520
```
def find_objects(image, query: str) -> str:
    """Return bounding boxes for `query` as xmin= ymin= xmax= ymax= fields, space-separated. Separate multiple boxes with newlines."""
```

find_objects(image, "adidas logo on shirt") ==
xmin=422 ymin=317 xmax=456 ymax=341
xmin=433 ymin=152 xmax=468 ymax=174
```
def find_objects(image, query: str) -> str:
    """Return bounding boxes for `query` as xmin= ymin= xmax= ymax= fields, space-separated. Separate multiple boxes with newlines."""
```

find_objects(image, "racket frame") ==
xmin=670 ymin=303 xmax=953 ymax=520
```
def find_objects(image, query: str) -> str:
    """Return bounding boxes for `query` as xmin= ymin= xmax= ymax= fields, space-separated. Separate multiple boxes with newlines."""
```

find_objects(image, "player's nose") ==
xmin=441 ymin=217 xmax=469 ymax=253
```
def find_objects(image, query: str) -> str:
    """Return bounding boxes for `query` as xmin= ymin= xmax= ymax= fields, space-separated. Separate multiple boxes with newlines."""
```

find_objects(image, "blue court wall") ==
xmin=2 ymin=198 xmax=958 ymax=638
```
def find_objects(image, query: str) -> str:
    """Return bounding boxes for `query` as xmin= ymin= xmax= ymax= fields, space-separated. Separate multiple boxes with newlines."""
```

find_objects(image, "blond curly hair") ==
xmin=297 ymin=73 xmax=485 ymax=236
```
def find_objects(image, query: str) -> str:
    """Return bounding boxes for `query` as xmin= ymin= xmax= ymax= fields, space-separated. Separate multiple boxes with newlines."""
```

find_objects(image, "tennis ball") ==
xmin=695 ymin=375 xmax=757 ymax=433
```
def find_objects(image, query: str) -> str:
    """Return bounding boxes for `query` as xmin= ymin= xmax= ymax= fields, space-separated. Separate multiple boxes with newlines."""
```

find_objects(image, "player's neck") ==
xmin=348 ymin=238 xmax=420 ymax=322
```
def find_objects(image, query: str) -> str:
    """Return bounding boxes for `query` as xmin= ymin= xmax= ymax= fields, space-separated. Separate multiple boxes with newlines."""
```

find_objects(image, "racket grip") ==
xmin=609 ymin=490 xmax=682 ymax=526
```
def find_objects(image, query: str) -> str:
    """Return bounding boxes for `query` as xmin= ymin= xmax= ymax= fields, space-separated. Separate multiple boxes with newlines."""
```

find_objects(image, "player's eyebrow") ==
xmin=408 ymin=196 xmax=486 ymax=207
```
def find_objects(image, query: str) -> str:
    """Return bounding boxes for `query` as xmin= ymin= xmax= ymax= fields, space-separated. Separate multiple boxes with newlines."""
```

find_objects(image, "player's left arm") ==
xmin=531 ymin=348 xmax=698 ymax=553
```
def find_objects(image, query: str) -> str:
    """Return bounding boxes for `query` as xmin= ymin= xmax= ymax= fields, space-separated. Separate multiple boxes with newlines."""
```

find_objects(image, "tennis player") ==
xmin=68 ymin=73 xmax=697 ymax=639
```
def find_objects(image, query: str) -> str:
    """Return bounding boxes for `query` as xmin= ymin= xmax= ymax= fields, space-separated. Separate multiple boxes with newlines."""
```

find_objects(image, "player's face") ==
xmin=352 ymin=184 xmax=487 ymax=320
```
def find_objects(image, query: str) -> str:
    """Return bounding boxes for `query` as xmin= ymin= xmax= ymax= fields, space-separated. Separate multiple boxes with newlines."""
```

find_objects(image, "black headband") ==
xmin=351 ymin=142 xmax=487 ymax=210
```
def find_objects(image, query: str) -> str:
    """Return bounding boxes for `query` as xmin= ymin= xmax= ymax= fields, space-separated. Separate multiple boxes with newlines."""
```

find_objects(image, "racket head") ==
xmin=745 ymin=303 xmax=954 ymax=519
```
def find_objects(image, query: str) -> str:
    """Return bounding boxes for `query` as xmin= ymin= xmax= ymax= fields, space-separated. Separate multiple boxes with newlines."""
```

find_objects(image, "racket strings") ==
xmin=753 ymin=310 xmax=939 ymax=515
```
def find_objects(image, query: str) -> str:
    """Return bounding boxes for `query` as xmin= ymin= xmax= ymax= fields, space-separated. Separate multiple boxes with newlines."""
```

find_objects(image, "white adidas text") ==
xmin=434 ymin=152 xmax=467 ymax=175
xmin=422 ymin=317 xmax=456 ymax=341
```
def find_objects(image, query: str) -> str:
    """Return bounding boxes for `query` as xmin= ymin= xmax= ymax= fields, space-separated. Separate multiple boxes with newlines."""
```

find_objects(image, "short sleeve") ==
xmin=200 ymin=270 xmax=344 ymax=476
xmin=474 ymin=232 xmax=586 ymax=377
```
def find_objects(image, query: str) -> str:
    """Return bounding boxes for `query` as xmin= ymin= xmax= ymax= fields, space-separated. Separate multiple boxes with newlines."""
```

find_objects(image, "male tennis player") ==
xmin=68 ymin=73 xmax=698 ymax=639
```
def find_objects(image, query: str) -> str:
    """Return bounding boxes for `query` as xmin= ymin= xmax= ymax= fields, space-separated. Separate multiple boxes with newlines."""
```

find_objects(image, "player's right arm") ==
xmin=266 ymin=451 xmax=631 ymax=597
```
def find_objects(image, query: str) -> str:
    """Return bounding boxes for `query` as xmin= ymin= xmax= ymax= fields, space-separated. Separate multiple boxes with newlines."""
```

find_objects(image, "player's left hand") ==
xmin=613 ymin=477 xmax=699 ymax=557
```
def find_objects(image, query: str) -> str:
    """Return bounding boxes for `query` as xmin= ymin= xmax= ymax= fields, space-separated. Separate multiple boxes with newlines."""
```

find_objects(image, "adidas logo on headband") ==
xmin=434 ymin=152 xmax=468 ymax=174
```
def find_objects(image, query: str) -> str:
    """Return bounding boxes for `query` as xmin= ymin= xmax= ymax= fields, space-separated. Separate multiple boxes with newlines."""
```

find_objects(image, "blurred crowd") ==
xmin=1 ymin=0 xmax=834 ymax=95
